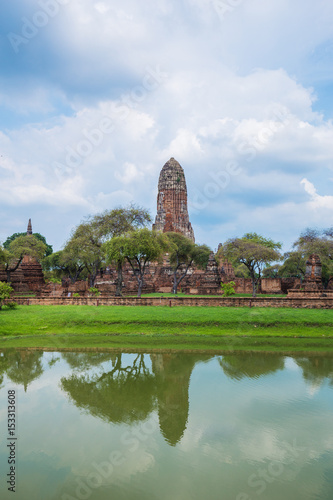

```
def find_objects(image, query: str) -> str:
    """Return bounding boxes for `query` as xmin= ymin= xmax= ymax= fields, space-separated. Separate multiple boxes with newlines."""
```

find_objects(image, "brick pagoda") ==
xmin=153 ymin=158 xmax=195 ymax=242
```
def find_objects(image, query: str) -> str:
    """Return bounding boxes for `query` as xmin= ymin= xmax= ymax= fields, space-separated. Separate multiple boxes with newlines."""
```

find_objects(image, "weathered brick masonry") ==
xmin=8 ymin=296 xmax=333 ymax=308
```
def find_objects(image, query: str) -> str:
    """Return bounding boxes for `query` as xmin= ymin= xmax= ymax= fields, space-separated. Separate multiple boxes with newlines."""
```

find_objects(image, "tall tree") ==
xmin=105 ymin=229 xmax=169 ymax=297
xmin=220 ymin=233 xmax=282 ymax=297
xmin=166 ymin=232 xmax=211 ymax=294
xmin=65 ymin=205 xmax=151 ymax=289
xmin=2 ymin=235 xmax=47 ymax=283
xmin=3 ymin=232 xmax=53 ymax=256
xmin=42 ymin=250 xmax=86 ymax=283
xmin=281 ymin=228 xmax=333 ymax=286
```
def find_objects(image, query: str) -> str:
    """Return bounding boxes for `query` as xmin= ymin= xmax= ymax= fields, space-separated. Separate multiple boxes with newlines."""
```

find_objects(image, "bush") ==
xmin=73 ymin=293 xmax=80 ymax=298
xmin=48 ymin=278 xmax=62 ymax=285
xmin=0 ymin=282 xmax=14 ymax=311
xmin=88 ymin=287 xmax=100 ymax=297
xmin=5 ymin=301 xmax=18 ymax=309
xmin=221 ymin=281 xmax=236 ymax=297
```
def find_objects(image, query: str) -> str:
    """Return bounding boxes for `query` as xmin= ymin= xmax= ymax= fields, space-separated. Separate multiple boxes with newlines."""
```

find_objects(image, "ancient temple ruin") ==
xmin=153 ymin=158 xmax=195 ymax=242
xmin=0 ymin=220 xmax=45 ymax=292
xmin=288 ymin=254 xmax=333 ymax=298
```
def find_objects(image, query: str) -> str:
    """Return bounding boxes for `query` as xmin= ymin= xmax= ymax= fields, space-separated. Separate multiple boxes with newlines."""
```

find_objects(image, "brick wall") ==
xmin=8 ymin=296 xmax=333 ymax=308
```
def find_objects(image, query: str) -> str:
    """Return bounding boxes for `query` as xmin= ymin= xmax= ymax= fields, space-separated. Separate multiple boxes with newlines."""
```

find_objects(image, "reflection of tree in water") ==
xmin=151 ymin=353 xmax=212 ymax=446
xmin=219 ymin=353 xmax=285 ymax=380
xmin=61 ymin=353 xmax=156 ymax=424
xmin=0 ymin=351 xmax=12 ymax=389
xmin=61 ymin=351 xmax=212 ymax=446
xmin=61 ymin=351 xmax=117 ymax=371
xmin=295 ymin=356 xmax=333 ymax=388
xmin=0 ymin=349 xmax=44 ymax=391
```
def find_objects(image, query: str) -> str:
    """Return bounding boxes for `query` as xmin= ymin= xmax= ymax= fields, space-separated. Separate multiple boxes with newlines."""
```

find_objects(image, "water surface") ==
xmin=0 ymin=349 xmax=333 ymax=500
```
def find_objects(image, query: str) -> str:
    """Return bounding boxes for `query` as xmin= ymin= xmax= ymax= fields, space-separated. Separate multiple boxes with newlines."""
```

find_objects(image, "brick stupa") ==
xmin=153 ymin=158 xmax=195 ymax=242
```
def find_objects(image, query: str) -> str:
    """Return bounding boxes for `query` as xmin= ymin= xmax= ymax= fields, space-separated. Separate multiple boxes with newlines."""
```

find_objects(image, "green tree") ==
xmin=105 ymin=228 xmax=169 ymax=297
xmin=2 ymin=235 xmax=47 ymax=283
xmin=65 ymin=205 xmax=151 ymax=288
xmin=281 ymin=228 xmax=333 ymax=286
xmin=42 ymin=250 xmax=86 ymax=283
xmin=262 ymin=264 xmax=281 ymax=278
xmin=3 ymin=232 xmax=52 ymax=256
xmin=220 ymin=233 xmax=282 ymax=297
xmin=103 ymin=235 xmax=127 ymax=296
xmin=166 ymin=232 xmax=211 ymax=294
xmin=234 ymin=263 xmax=251 ymax=278
xmin=0 ymin=282 xmax=13 ymax=310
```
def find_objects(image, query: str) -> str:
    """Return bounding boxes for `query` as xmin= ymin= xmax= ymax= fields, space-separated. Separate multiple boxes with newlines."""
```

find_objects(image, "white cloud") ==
xmin=1 ymin=1 xmax=333 ymax=249
xmin=301 ymin=178 xmax=333 ymax=210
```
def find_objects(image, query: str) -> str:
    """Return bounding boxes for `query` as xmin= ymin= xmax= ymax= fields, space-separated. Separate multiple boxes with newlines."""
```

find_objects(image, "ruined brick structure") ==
xmin=2 ymin=163 xmax=322 ymax=298
xmin=153 ymin=158 xmax=195 ymax=242
xmin=288 ymin=254 xmax=333 ymax=298
xmin=0 ymin=220 xmax=45 ymax=292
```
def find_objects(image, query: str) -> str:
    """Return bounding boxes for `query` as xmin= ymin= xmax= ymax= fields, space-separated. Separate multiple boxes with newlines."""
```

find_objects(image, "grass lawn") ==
xmin=0 ymin=305 xmax=332 ymax=352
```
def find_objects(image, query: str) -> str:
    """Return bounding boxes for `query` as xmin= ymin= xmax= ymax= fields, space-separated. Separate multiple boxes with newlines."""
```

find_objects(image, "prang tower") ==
xmin=153 ymin=158 xmax=195 ymax=242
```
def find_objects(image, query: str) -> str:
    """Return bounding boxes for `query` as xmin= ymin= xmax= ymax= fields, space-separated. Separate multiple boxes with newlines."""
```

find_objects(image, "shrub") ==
xmin=0 ymin=282 xmax=14 ymax=311
xmin=5 ymin=301 xmax=18 ymax=309
xmin=88 ymin=287 xmax=100 ymax=297
xmin=221 ymin=281 xmax=236 ymax=297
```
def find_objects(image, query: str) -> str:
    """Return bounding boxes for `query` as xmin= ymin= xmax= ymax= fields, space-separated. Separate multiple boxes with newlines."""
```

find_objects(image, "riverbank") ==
xmin=0 ymin=305 xmax=333 ymax=352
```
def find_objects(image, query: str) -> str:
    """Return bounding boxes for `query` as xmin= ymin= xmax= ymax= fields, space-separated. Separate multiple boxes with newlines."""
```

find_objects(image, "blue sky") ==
xmin=1 ymin=0 xmax=333 ymax=252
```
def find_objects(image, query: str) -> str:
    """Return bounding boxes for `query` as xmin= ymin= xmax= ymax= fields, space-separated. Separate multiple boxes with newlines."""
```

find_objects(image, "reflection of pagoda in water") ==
xmin=151 ymin=353 xmax=211 ymax=446
xmin=60 ymin=352 xmax=211 ymax=446
xmin=151 ymin=354 xmax=191 ymax=446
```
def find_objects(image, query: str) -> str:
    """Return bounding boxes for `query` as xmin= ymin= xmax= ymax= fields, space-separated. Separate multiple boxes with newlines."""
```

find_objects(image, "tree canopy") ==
xmin=2 ymin=235 xmax=47 ymax=283
xmin=166 ymin=232 xmax=211 ymax=294
xmin=104 ymin=228 xmax=169 ymax=297
xmin=3 ymin=232 xmax=53 ymax=257
xmin=280 ymin=228 xmax=333 ymax=285
xmin=63 ymin=205 xmax=151 ymax=287
xmin=220 ymin=232 xmax=282 ymax=296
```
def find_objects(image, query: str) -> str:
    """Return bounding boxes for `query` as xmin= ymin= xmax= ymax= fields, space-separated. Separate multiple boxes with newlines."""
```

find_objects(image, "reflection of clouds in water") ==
xmin=306 ymin=381 xmax=321 ymax=397
xmin=284 ymin=357 xmax=301 ymax=372
xmin=2 ymin=350 xmax=333 ymax=500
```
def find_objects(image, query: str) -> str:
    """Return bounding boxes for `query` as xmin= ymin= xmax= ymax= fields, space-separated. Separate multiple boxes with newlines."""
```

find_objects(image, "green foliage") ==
xmin=165 ymin=232 xmax=211 ymax=294
xmin=88 ymin=287 xmax=100 ymax=297
xmin=65 ymin=205 xmax=151 ymax=288
xmin=243 ymin=232 xmax=282 ymax=250
xmin=220 ymin=233 xmax=282 ymax=297
xmin=5 ymin=301 xmax=18 ymax=310
xmin=1 ymin=235 xmax=47 ymax=283
xmin=48 ymin=278 xmax=62 ymax=284
xmin=8 ymin=235 xmax=47 ymax=261
xmin=91 ymin=204 xmax=151 ymax=240
xmin=262 ymin=264 xmax=281 ymax=278
xmin=281 ymin=227 xmax=333 ymax=285
xmin=234 ymin=263 xmax=251 ymax=278
xmin=104 ymin=228 xmax=169 ymax=297
xmin=42 ymin=250 xmax=87 ymax=283
xmin=221 ymin=281 xmax=236 ymax=296
xmin=3 ymin=232 xmax=52 ymax=256
xmin=0 ymin=282 xmax=14 ymax=310
xmin=73 ymin=293 xmax=80 ymax=298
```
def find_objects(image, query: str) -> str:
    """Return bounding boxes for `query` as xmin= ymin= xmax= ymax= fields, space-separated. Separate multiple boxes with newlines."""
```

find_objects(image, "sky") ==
xmin=1 ymin=0 xmax=333 ymax=253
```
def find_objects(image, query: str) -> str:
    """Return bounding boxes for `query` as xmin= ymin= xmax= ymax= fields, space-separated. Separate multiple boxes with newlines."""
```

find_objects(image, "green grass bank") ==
xmin=0 ymin=305 xmax=333 ymax=352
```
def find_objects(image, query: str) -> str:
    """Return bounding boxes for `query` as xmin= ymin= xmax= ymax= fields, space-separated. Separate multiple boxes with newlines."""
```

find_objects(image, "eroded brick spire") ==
xmin=153 ymin=158 xmax=195 ymax=242
xmin=27 ymin=218 xmax=32 ymax=235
